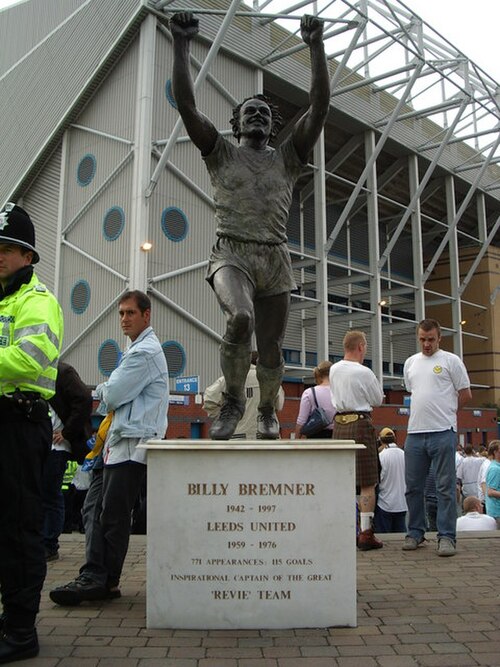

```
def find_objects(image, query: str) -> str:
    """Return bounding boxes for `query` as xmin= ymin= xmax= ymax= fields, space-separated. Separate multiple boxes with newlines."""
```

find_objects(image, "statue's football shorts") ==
xmin=206 ymin=236 xmax=297 ymax=298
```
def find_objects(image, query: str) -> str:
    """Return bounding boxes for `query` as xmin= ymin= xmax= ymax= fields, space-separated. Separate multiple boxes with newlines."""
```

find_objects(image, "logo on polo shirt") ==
xmin=433 ymin=365 xmax=442 ymax=374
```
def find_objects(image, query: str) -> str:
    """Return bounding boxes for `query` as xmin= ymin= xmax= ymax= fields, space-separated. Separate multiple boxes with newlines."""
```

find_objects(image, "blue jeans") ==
xmin=42 ymin=450 xmax=70 ymax=554
xmin=404 ymin=430 xmax=457 ymax=542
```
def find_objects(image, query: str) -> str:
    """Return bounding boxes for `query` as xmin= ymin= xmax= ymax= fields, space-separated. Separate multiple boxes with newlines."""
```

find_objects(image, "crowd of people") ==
xmin=294 ymin=321 xmax=499 ymax=558
xmin=1 ymin=201 xmax=497 ymax=666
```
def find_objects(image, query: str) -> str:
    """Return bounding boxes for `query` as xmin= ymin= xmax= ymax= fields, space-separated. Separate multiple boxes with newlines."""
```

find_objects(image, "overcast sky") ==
xmin=1 ymin=0 xmax=499 ymax=82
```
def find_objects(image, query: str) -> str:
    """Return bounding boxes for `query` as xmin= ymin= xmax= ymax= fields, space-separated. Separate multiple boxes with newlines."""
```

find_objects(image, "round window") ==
xmin=161 ymin=207 xmax=188 ymax=242
xmin=70 ymin=280 xmax=91 ymax=314
xmin=77 ymin=154 xmax=96 ymax=187
xmin=103 ymin=207 xmax=125 ymax=241
xmin=162 ymin=341 xmax=186 ymax=377
xmin=98 ymin=339 xmax=121 ymax=376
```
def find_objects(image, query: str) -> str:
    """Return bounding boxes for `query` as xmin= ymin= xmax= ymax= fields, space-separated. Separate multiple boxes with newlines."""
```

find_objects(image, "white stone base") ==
xmin=142 ymin=439 xmax=362 ymax=629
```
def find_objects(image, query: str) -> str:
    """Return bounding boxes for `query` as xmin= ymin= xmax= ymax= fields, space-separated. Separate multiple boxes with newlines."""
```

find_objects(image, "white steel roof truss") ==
xmin=423 ymin=132 xmax=500 ymax=283
xmin=378 ymin=98 xmax=469 ymax=272
xmin=325 ymin=61 xmax=424 ymax=251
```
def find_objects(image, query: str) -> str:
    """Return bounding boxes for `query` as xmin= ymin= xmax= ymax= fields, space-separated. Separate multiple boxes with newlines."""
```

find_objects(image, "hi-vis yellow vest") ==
xmin=0 ymin=272 xmax=64 ymax=399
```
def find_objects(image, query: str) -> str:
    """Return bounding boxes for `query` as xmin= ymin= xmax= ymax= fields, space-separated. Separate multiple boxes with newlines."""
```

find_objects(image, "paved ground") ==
xmin=27 ymin=532 xmax=500 ymax=666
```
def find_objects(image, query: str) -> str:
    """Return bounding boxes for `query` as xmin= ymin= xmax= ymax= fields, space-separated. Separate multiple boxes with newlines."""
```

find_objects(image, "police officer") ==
xmin=0 ymin=203 xmax=64 ymax=663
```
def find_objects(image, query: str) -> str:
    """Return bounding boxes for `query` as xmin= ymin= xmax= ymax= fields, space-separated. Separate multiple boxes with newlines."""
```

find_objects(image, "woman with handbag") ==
xmin=294 ymin=361 xmax=336 ymax=439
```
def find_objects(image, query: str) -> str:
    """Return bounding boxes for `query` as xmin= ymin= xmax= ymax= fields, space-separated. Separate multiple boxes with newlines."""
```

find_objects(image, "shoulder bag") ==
xmin=300 ymin=387 xmax=331 ymax=437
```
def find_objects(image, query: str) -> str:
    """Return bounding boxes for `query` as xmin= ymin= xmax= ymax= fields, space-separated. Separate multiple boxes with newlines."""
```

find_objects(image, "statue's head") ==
xmin=230 ymin=94 xmax=283 ymax=143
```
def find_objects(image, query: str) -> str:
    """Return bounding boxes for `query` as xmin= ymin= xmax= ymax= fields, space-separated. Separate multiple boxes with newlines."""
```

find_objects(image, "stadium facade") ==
xmin=1 ymin=0 xmax=500 ymax=414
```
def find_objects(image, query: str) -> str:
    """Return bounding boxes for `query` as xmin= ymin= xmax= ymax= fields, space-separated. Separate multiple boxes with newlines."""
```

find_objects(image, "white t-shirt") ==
xmin=456 ymin=512 xmax=498 ymax=531
xmin=404 ymin=349 xmax=470 ymax=433
xmin=329 ymin=360 xmax=383 ymax=412
xmin=478 ymin=459 xmax=492 ymax=503
xmin=456 ymin=456 xmax=484 ymax=497
xmin=377 ymin=444 xmax=407 ymax=513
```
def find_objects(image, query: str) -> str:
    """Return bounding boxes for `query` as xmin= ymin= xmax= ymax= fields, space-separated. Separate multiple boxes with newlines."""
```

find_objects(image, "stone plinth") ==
xmin=142 ymin=439 xmax=362 ymax=629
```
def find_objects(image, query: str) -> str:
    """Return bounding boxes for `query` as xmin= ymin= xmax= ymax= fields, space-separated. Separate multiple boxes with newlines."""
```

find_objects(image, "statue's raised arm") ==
xmin=170 ymin=12 xmax=219 ymax=156
xmin=292 ymin=15 xmax=330 ymax=163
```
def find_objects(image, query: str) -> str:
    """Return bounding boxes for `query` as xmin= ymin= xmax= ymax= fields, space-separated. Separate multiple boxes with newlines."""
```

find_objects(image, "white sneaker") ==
xmin=402 ymin=535 xmax=426 ymax=551
xmin=437 ymin=538 xmax=456 ymax=557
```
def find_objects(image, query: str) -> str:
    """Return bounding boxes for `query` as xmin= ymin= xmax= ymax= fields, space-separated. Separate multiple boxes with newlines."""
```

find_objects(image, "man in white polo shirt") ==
xmin=330 ymin=330 xmax=384 ymax=550
xmin=402 ymin=318 xmax=471 ymax=557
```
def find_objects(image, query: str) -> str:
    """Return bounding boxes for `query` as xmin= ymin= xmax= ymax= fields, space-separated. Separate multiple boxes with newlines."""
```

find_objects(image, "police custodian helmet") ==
xmin=0 ymin=202 xmax=40 ymax=264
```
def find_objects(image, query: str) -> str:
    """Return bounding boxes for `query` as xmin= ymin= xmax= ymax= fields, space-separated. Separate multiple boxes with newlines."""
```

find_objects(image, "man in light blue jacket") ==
xmin=50 ymin=291 xmax=169 ymax=605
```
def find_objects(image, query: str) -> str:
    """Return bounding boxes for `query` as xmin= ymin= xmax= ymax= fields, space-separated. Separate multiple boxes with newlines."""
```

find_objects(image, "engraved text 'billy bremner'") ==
xmin=187 ymin=483 xmax=315 ymax=496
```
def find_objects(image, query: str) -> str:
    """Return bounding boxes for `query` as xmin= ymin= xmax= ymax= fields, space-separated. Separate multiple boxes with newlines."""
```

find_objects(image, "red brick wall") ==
xmin=164 ymin=382 xmax=498 ymax=446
